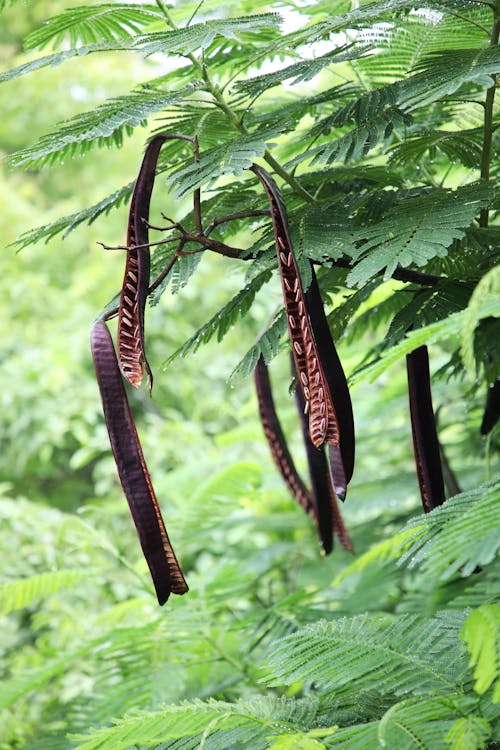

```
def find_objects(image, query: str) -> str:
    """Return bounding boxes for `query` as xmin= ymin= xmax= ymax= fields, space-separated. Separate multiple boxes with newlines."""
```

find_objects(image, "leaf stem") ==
xmin=154 ymin=0 xmax=314 ymax=202
xmin=479 ymin=9 xmax=500 ymax=227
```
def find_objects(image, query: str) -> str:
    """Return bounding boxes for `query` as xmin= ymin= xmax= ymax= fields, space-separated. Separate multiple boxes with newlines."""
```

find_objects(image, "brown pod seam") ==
xmin=406 ymin=345 xmax=445 ymax=512
xmin=91 ymin=320 xmax=188 ymax=604
xmin=251 ymin=164 xmax=340 ymax=449
xmin=293 ymin=355 xmax=353 ymax=553
xmin=306 ymin=266 xmax=355 ymax=497
xmin=118 ymin=135 xmax=169 ymax=391
xmin=254 ymin=354 xmax=315 ymax=519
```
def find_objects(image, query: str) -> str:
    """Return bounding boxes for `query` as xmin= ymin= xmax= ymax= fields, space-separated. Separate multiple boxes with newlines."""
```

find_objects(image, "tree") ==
xmin=0 ymin=1 xmax=498 ymax=748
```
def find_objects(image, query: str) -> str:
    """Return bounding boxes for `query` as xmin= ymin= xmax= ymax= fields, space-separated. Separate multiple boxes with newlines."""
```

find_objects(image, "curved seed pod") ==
xmin=406 ymin=346 xmax=445 ymax=512
xmin=118 ymin=135 xmax=169 ymax=390
xmin=480 ymin=379 xmax=500 ymax=435
xmin=306 ymin=266 xmax=355 ymax=497
xmin=254 ymin=354 xmax=315 ymax=519
xmin=293 ymin=356 xmax=352 ymax=553
xmin=91 ymin=320 xmax=188 ymax=604
xmin=251 ymin=164 xmax=339 ymax=449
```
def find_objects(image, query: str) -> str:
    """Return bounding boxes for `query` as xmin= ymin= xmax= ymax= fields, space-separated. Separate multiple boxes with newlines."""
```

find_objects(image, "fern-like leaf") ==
xmin=71 ymin=696 xmax=321 ymax=750
xmin=351 ymin=290 xmax=500 ymax=385
xmin=171 ymin=128 xmax=282 ymax=197
xmin=230 ymin=311 xmax=287 ymax=382
xmin=9 ymin=85 xmax=199 ymax=169
xmin=24 ymin=4 xmax=163 ymax=50
xmin=399 ymin=475 xmax=500 ymax=580
xmin=265 ymin=611 xmax=468 ymax=697
xmin=331 ymin=695 xmax=484 ymax=750
xmin=462 ymin=604 xmax=500 ymax=701
xmin=0 ymin=569 xmax=89 ymax=614
xmin=163 ymin=270 xmax=272 ymax=367
xmin=11 ymin=183 xmax=133 ymax=250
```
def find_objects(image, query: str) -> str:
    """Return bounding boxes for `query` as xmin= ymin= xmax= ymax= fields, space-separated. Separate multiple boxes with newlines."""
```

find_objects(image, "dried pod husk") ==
xmin=251 ymin=164 xmax=339 ymax=449
xmin=91 ymin=320 xmax=188 ymax=604
xmin=254 ymin=354 xmax=315 ymax=519
xmin=306 ymin=267 xmax=355 ymax=499
xmin=480 ymin=378 xmax=500 ymax=435
xmin=406 ymin=345 xmax=445 ymax=512
xmin=294 ymin=355 xmax=353 ymax=554
xmin=118 ymin=135 xmax=168 ymax=390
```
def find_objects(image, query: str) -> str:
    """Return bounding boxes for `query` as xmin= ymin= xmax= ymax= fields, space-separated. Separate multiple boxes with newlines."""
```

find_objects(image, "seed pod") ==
xmin=91 ymin=320 xmax=188 ymax=604
xmin=118 ymin=135 xmax=168 ymax=390
xmin=293 ymin=355 xmax=352 ymax=554
xmin=306 ymin=267 xmax=355 ymax=497
xmin=480 ymin=379 xmax=500 ymax=435
xmin=406 ymin=346 xmax=445 ymax=512
xmin=251 ymin=165 xmax=339 ymax=449
xmin=254 ymin=355 xmax=315 ymax=519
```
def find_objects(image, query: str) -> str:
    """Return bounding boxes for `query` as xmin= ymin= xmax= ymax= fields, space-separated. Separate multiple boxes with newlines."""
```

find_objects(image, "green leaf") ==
xmin=24 ymin=3 xmax=163 ymax=50
xmin=461 ymin=266 xmax=500 ymax=374
xmin=127 ymin=13 xmax=281 ymax=58
xmin=163 ymin=270 xmax=272 ymax=367
xmin=265 ymin=611 xmax=468 ymax=697
xmin=230 ymin=311 xmax=287 ymax=382
xmin=351 ymin=291 xmax=498 ymax=385
xmin=171 ymin=128 xmax=282 ymax=197
xmin=0 ymin=42 xmax=132 ymax=83
xmin=446 ymin=716 xmax=492 ymax=750
xmin=0 ymin=569 xmax=89 ymax=614
xmin=9 ymin=85 xmax=200 ymax=169
xmin=346 ymin=183 xmax=493 ymax=287
xmin=462 ymin=605 xmax=500 ymax=700
xmin=11 ymin=183 xmax=133 ymax=250
xmin=399 ymin=476 xmax=500 ymax=581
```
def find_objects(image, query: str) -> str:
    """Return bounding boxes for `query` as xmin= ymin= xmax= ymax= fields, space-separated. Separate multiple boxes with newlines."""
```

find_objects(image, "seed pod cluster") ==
xmin=251 ymin=165 xmax=355 ymax=517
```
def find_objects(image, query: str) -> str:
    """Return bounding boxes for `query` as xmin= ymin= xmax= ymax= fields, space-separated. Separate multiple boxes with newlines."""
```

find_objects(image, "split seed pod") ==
xmin=118 ymin=135 xmax=169 ymax=390
xmin=293 ymin=354 xmax=353 ymax=553
xmin=91 ymin=320 xmax=188 ymax=604
xmin=306 ymin=267 xmax=355 ymax=500
xmin=251 ymin=165 xmax=339 ymax=449
xmin=406 ymin=345 xmax=445 ymax=512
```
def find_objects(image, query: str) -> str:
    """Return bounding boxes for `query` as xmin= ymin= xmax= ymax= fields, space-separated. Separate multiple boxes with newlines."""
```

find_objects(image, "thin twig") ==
xmin=204 ymin=209 xmax=270 ymax=236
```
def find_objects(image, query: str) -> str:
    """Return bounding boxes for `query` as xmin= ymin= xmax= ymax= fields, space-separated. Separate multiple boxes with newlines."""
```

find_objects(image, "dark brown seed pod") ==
xmin=406 ymin=345 xmax=445 ymax=512
xmin=91 ymin=320 xmax=188 ymax=604
xmin=306 ymin=266 xmax=355 ymax=497
xmin=293 ymin=357 xmax=353 ymax=553
xmin=480 ymin=379 xmax=500 ymax=435
xmin=118 ymin=135 xmax=169 ymax=391
xmin=251 ymin=164 xmax=339 ymax=449
xmin=254 ymin=354 xmax=315 ymax=519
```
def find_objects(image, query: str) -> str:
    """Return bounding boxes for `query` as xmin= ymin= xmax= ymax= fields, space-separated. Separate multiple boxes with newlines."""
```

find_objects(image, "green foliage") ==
xmin=462 ymin=605 xmax=500 ymax=701
xmin=1 ymin=0 xmax=499 ymax=748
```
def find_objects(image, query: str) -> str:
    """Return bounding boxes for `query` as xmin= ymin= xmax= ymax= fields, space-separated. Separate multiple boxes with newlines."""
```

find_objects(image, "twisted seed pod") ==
xmin=251 ymin=164 xmax=339 ymax=449
xmin=306 ymin=267 xmax=355 ymax=499
xmin=294 ymin=356 xmax=353 ymax=553
xmin=91 ymin=320 xmax=188 ymax=604
xmin=254 ymin=354 xmax=315 ymax=519
xmin=406 ymin=346 xmax=445 ymax=512
xmin=118 ymin=135 xmax=168 ymax=390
